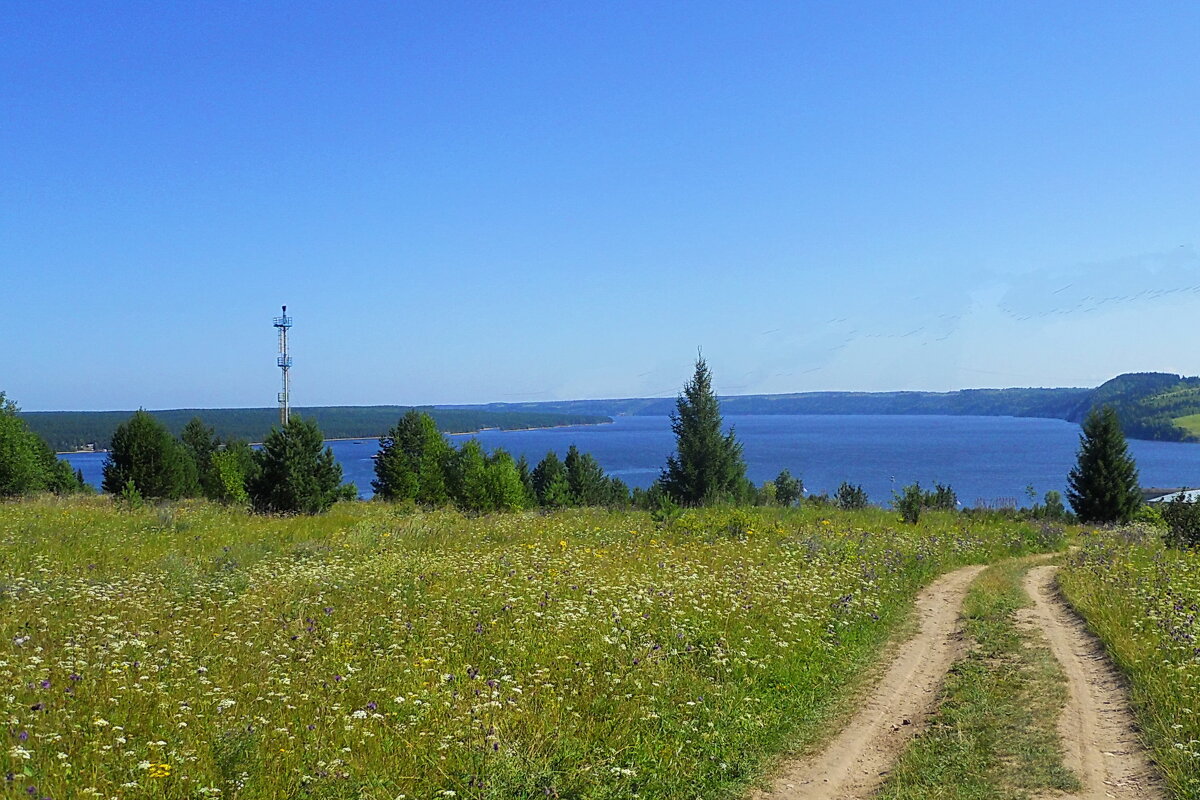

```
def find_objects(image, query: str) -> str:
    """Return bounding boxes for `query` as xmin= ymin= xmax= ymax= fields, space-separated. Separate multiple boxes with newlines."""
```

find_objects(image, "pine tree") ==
xmin=247 ymin=417 xmax=352 ymax=514
xmin=1066 ymin=406 xmax=1143 ymax=524
xmin=659 ymin=355 xmax=747 ymax=505
xmin=102 ymin=410 xmax=193 ymax=500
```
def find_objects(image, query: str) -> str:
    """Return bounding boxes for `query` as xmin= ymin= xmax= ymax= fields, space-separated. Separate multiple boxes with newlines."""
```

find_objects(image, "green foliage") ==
xmin=835 ymin=481 xmax=869 ymax=510
xmin=372 ymin=411 xmax=452 ymax=505
xmin=564 ymin=444 xmax=609 ymax=506
xmin=23 ymin=405 xmax=613 ymax=453
xmin=1161 ymin=492 xmax=1200 ymax=548
xmin=773 ymin=469 xmax=803 ymax=506
xmin=1066 ymin=406 xmax=1143 ymax=524
xmin=659 ymin=355 xmax=748 ymax=505
xmin=925 ymin=483 xmax=958 ymax=511
xmin=210 ymin=440 xmax=254 ymax=506
xmin=446 ymin=439 xmax=492 ymax=512
xmin=894 ymin=482 xmax=925 ymax=524
xmin=101 ymin=410 xmax=195 ymax=500
xmin=531 ymin=451 xmax=572 ymax=508
xmin=485 ymin=449 xmax=527 ymax=512
xmin=246 ymin=417 xmax=350 ymax=514
xmin=1028 ymin=490 xmax=1072 ymax=522
xmin=181 ymin=417 xmax=220 ymax=498
xmin=116 ymin=479 xmax=145 ymax=510
xmin=0 ymin=392 xmax=84 ymax=497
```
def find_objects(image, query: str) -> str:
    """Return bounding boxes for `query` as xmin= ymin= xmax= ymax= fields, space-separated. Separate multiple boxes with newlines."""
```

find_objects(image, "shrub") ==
xmin=894 ymin=482 xmax=925 ymax=524
xmin=1161 ymin=492 xmax=1200 ymax=548
xmin=835 ymin=482 xmax=869 ymax=510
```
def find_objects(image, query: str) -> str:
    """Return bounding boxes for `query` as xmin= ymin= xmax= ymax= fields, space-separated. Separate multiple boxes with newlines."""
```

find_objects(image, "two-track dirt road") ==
xmin=753 ymin=562 xmax=1164 ymax=800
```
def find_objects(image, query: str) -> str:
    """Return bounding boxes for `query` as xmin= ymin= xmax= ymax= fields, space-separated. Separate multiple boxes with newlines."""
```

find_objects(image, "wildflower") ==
xmin=148 ymin=762 xmax=172 ymax=778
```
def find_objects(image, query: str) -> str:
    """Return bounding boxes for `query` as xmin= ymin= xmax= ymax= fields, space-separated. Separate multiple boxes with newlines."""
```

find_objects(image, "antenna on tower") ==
xmin=273 ymin=305 xmax=293 ymax=426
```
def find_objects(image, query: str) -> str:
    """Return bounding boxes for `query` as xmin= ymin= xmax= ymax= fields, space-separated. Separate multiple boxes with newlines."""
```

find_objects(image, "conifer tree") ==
xmin=247 ymin=417 xmax=352 ymax=514
xmin=372 ymin=411 xmax=451 ymax=505
xmin=1066 ymin=406 xmax=1143 ymax=524
xmin=102 ymin=410 xmax=193 ymax=499
xmin=531 ymin=450 xmax=572 ymax=507
xmin=659 ymin=355 xmax=747 ymax=505
xmin=565 ymin=444 xmax=608 ymax=506
xmin=180 ymin=417 xmax=218 ymax=498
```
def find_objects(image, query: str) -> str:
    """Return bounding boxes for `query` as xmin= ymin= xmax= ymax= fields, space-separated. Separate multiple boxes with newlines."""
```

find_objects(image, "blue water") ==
xmin=62 ymin=415 xmax=1200 ymax=506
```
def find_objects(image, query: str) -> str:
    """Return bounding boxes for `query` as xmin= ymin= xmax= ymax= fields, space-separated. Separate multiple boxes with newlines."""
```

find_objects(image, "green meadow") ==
xmin=0 ymin=498 xmax=1061 ymax=800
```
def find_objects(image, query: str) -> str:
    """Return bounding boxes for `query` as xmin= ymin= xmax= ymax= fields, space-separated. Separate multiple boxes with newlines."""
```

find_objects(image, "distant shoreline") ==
xmin=57 ymin=420 xmax=614 ymax=454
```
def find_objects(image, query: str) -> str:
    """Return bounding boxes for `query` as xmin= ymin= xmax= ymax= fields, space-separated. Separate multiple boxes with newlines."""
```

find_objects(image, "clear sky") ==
xmin=4 ymin=2 xmax=1199 ymax=410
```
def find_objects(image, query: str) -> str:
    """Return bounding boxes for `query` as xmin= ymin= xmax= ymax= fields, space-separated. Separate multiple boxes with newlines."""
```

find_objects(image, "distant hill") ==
xmin=439 ymin=372 xmax=1200 ymax=443
xmin=24 ymin=406 xmax=612 ymax=452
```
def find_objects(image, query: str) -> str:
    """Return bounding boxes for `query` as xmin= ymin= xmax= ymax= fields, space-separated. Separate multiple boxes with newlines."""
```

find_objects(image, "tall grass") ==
xmin=1059 ymin=529 xmax=1200 ymax=799
xmin=0 ymin=497 xmax=1060 ymax=799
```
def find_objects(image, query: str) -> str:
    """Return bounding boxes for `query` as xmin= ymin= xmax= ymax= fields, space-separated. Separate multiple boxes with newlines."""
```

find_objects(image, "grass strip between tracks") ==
xmin=877 ymin=557 xmax=1079 ymax=800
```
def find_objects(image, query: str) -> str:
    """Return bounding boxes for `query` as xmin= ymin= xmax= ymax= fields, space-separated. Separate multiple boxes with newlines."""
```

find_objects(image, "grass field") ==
xmin=0 ymin=498 xmax=1064 ymax=799
xmin=1171 ymin=413 xmax=1200 ymax=438
xmin=1059 ymin=528 xmax=1200 ymax=800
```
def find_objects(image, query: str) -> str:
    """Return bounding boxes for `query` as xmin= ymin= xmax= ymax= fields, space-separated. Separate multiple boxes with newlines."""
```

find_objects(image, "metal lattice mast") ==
xmin=274 ymin=305 xmax=293 ymax=426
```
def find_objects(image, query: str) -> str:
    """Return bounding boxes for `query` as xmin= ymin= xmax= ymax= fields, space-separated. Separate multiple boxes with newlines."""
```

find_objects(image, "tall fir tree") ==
xmin=659 ymin=355 xmax=747 ymax=505
xmin=1066 ymin=406 xmax=1143 ymax=524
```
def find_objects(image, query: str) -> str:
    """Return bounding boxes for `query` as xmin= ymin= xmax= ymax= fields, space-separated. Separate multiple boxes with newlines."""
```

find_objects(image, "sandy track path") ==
xmin=751 ymin=564 xmax=986 ymax=800
xmin=1023 ymin=565 xmax=1163 ymax=799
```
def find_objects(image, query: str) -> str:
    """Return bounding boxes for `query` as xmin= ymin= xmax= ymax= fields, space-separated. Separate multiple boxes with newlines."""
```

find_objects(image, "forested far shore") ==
xmin=22 ymin=406 xmax=612 ymax=452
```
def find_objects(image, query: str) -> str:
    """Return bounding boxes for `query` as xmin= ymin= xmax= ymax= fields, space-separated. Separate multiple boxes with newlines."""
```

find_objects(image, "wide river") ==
xmin=62 ymin=414 xmax=1200 ymax=506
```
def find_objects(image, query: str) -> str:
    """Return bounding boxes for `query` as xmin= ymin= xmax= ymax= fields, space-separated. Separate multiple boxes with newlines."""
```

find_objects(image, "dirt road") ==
xmin=752 ymin=564 xmax=986 ymax=800
xmin=1023 ymin=565 xmax=1163 ymax=800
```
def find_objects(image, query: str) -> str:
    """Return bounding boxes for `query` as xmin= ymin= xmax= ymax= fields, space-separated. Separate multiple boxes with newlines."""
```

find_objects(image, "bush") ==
xmin=834 ymin=482 xmax=869 ymax=510
xmin=1161 ymin=492 xmax=1200 ymax=548
xmin=894 ymin=483 xmax=925 ymax=524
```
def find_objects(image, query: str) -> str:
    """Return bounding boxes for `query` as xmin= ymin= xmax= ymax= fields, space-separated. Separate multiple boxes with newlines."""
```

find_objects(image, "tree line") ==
xmin=22 ymin=405 xmax=613 ymax=453
xmin=0 ymin=357 xmax=1177 ymax=538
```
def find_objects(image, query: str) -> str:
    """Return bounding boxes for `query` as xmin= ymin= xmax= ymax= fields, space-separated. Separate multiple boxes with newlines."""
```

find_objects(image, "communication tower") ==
xmin=274 ymin=305 xmax=293 ymax=426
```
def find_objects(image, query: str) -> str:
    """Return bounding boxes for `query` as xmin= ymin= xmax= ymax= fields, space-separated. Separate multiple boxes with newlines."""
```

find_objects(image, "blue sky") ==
xmin=4 ymin=2 xmax=1199 ymax=410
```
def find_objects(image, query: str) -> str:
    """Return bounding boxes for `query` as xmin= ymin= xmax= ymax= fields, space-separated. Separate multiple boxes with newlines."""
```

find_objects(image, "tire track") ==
xmin=751 ymin=564 xmax=986 ymax=800
xmin=1023 ymin=565 xmax=1163 ymax=799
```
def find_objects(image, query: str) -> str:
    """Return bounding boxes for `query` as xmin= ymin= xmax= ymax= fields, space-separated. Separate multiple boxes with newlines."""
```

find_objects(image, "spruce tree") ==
xmin=565 ymin=444 xmax=608 ymax=506
xmin=180 ymin=417 xmax=218 ymax=498
xmin=247 ymin=417 xmax=351 ymax=514
xmin=372 ymin=411 xmax=451 ymax=505
xmin=1066 ymin=406 xmax=1143 ymax=524
xmin=102 ymin=410 xmax=193 ymax=499
xmin=531 ymin=450 xmax=572 ymax=507
xmin=447 ymin=439 xmax=492 ymax=512
xmin=659 ymin=355 xmax=747 ymax=505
